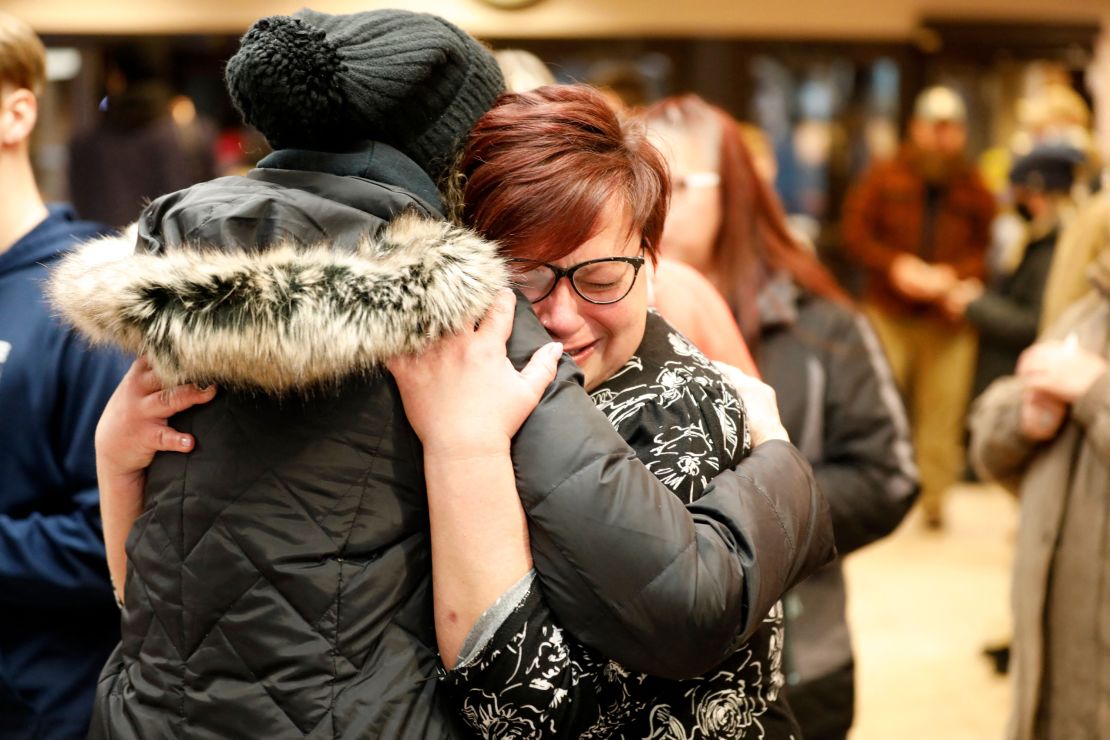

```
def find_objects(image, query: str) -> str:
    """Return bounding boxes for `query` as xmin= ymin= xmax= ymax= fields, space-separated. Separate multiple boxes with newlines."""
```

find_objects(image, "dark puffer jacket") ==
xmin=757 ymin=275 xmax=918 ymax=739
xmin=50 ymin=147 xmax=834 ymax=738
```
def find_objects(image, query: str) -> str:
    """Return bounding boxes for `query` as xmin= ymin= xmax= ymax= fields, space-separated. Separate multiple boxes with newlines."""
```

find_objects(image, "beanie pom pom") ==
xmin=225 ymin=15 xmax=351 ymax=150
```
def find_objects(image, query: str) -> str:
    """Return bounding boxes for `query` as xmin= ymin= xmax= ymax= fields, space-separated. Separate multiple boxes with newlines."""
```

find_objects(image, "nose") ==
xmin=534 ymin=279 xmax=585 ymax=340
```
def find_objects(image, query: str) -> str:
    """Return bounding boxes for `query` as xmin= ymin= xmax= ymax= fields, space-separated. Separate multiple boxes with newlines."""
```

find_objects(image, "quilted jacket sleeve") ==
xmin=507 ymin=298 xmax=835 ymax=680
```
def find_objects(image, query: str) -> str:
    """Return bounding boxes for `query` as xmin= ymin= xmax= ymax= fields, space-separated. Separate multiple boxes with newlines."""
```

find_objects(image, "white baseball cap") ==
xmin=914 ymin=86 xmax=967 ymax=123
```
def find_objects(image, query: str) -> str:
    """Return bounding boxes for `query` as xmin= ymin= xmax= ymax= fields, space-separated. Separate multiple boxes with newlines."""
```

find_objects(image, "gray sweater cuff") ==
xmin=454 ymin=570 xmax=537 ymax=670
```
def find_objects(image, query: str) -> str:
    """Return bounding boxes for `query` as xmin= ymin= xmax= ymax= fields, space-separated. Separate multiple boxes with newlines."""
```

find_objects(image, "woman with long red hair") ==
xmin=644 ymin=95 xmax=919 ymax=740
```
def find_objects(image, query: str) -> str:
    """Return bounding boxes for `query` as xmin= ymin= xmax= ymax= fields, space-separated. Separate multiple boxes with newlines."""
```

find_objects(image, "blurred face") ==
xmin=512 ymin=198 xmax=648 ymax=391
xmin=1012 ymin=185 xmax=1050 ymax=223
xmin=910 ymin=118 xmax=967 ymax=158
xmin=652 ymin=127 xmax=721 ymax=274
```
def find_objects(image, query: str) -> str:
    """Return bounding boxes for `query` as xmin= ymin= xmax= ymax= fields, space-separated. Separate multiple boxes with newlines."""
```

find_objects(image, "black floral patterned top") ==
xmin=442 ymin=311 xmax=800 ymax=739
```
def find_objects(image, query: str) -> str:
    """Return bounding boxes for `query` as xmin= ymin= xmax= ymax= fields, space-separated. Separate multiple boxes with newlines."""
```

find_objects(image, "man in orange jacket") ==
xmin=841 ymin=86 xmax=995 ymax=528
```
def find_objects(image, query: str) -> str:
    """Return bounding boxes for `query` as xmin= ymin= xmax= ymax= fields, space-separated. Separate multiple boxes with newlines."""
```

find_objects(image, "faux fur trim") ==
xmin=49 ymin=213 xmax=508 ymax=393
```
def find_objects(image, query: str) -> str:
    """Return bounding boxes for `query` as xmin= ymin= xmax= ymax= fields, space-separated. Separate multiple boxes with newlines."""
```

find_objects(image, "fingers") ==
xmin=712 ymin=361 xmax=756 ymax=394
xmin=476 ymin=289 xmax=517 ymax=344
xmin=142 ymin=383 xmax=217 ymax=420
xmin=1022 ymin=374 xmax=1054 ymax=395
xmin=150 ymin=425 xmax=195 ymax=453
xmin=131 ymin=357 xmax=168 ymax=395
xmin=1018 ymin=342 xmax=1068 ymax=375
xmin=1020 ymin=387 xmax=1066 ymax=440
xmin=384 ymin=355 xmax=407 ymax=377
xmin=519 ymin=342 xmax=562 ymax=399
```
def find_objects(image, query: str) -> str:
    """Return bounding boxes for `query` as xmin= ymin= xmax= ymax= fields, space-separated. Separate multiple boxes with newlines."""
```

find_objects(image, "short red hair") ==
xmin=460 ymin=84 xmax=668 ymax=264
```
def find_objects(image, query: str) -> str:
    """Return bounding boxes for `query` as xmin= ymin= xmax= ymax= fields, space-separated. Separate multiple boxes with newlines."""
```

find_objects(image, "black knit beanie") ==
xmin=225 ymin=8 xmax=504 ymax=181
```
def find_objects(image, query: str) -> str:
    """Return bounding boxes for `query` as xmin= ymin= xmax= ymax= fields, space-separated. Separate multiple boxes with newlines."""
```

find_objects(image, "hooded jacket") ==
xmin=0 ymin=205 xmax=129 ymax=739
xmin=50 ymin=146 xmax=833 ymax=738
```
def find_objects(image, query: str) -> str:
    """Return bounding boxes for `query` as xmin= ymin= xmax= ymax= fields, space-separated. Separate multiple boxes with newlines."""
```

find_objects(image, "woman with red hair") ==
xmin=391 ymin=85 xmax=819 ymax=737
xmin=643 ymin=95 xmax=919 ymax=740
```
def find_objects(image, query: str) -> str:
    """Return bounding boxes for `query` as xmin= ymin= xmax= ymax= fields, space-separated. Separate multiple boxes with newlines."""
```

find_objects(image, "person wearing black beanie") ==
xmin=54 ymin=10 xmax=516 ymax=738
xmin=225 ymin=8 xmax=504 ymax=183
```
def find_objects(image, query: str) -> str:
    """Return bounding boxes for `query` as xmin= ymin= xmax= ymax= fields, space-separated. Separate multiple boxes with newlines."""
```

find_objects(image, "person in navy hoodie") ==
xmin=0 ymin=12 xmax=129 ymax=739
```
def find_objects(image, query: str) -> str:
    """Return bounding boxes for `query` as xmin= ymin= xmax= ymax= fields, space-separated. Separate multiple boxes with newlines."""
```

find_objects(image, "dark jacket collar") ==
xmin=257 ymin=142 xmax=443 ymax=216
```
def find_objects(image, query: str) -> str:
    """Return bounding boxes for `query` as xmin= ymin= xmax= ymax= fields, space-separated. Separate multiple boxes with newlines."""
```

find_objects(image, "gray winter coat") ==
xmin=970 ymin=251 xmax=1110 ymax=740
xmin=51 ymin=148 xmax=834 ymax=738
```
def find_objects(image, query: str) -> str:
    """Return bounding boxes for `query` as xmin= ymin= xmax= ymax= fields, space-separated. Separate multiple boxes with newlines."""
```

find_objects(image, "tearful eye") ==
xmin=571 ymin=259 xmax=640 ymax=303
xmin=508 ymin=256 xmax=643 ymax=305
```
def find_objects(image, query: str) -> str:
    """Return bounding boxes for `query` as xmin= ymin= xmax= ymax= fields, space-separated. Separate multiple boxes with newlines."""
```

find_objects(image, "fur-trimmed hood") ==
xmin=49 ymin=213 xmax=507 ymax=393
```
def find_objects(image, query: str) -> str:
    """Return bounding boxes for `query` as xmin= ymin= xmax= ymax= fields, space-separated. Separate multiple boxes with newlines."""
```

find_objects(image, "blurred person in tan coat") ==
xmin=970 ymin=25 xmax=1110 ymax=739
xmin=969 ymin=248 xmax=1110 ymax=740
xmin=841 ymin=86 xmax=995 ymax=528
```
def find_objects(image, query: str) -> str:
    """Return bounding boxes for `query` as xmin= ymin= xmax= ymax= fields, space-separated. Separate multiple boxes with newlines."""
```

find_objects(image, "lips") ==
xmin=565 ymin=339 xmax=600 ymax=363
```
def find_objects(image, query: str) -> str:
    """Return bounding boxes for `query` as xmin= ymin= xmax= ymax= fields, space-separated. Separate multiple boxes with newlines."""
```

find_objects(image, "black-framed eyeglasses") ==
xmin=509 ymin=256 xmax=646 ymax=305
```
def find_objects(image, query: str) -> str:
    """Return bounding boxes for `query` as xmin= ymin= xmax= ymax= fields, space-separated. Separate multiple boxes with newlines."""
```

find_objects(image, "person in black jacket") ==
xmin=944 ymin=143 xmax=1086 ymax=402
xmin=644 ymin=95 xmax=919 ymax=740
xmin=52 ymin=11 xmax=833 ymax=738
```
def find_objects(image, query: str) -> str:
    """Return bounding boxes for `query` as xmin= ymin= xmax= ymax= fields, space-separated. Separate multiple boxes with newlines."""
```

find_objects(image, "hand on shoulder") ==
xmin=387 ymin=289 xmax=562 ymax=460
xmin=713 ymin=361 xmax=789 ymax=446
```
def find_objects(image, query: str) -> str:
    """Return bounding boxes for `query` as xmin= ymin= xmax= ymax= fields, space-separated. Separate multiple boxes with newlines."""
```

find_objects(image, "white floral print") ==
xmin=444 ymin=313 xmax=793 ymax=739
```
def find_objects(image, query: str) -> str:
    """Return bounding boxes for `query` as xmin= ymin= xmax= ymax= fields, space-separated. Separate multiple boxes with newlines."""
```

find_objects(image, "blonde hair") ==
xmin=493 ymin=49 xmax=555 ymax=94
xmin=1018 ymin=83 xmax=1091 ymax=131
xmin=0 ymin=11 xmax=45 ymax=96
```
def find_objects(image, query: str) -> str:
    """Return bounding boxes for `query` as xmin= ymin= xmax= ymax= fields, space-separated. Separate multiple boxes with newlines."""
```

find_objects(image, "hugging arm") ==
xmin=506 ymin=298 xmax=834 ymax=680
xmin=94 ymin=357 xmax=215 ymax=602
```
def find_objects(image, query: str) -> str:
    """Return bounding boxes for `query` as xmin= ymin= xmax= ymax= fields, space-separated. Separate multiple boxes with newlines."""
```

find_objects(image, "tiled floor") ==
xmin=845 ymin=483 xmax=1016 ymax=740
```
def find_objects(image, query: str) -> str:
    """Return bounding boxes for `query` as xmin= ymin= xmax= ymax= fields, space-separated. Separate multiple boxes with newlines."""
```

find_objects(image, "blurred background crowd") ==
xmin=3 ymin=0 xmax=1110 ymax=738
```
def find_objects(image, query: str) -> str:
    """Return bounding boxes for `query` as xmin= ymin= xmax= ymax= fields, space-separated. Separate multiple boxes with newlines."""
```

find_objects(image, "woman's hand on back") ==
xmin=388 ymin=290 xmax=563 ymax=459
xmin=96 ymin=356 xmax=217 ymax=482
xmin=96 ymin=356 xmax=217 ymax=605
xmin=713 ymin=361 xmax=790 ymax=446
